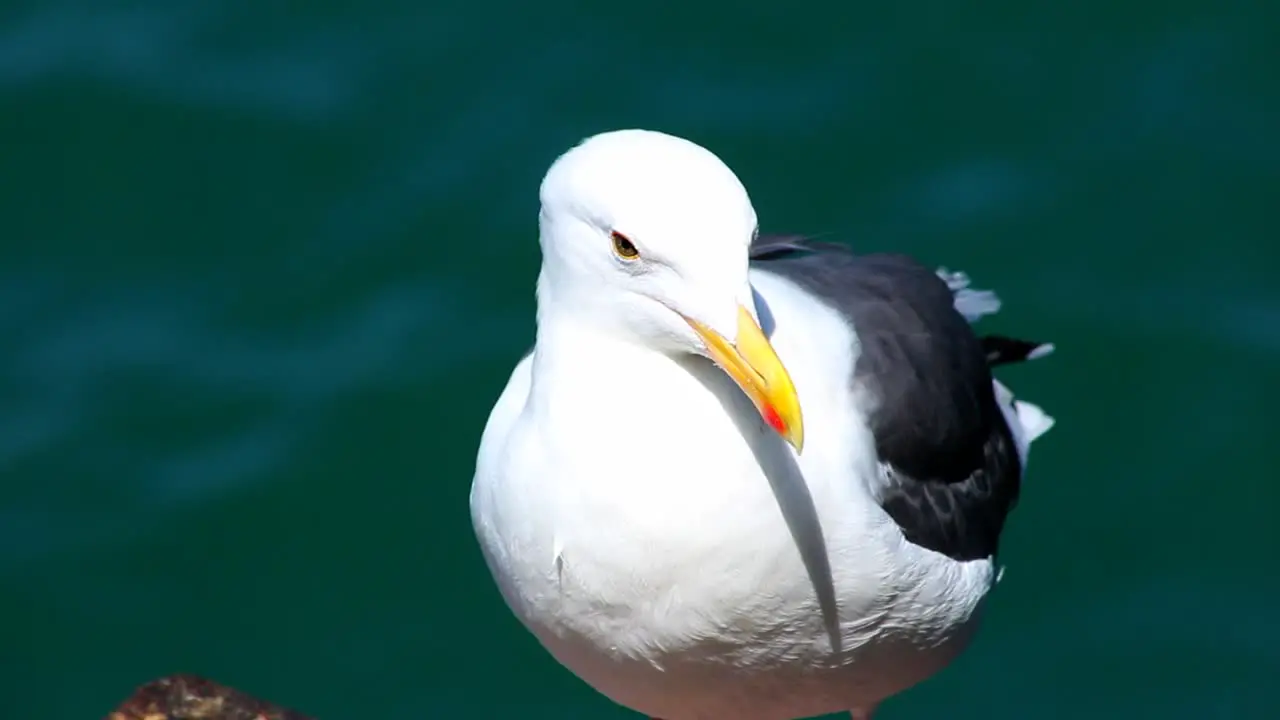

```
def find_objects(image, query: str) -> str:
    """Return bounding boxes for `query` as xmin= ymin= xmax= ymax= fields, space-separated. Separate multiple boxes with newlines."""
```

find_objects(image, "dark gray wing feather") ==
xmin=750 ymin=234 xmax=1047 ymax=561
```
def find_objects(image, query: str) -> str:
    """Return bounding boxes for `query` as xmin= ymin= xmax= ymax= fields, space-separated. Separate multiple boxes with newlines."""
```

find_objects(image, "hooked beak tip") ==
xmin=684 ymin=304 xmax=804 ymax=452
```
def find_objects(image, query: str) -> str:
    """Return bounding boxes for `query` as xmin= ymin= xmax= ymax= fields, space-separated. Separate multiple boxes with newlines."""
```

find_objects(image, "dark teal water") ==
xmin=3 ymin=2 xmax=1277 ymax=718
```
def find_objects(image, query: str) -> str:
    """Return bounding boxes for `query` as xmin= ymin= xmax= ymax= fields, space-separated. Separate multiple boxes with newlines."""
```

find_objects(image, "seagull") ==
xmin=469 ymin=129 xmax=1055 ymax=720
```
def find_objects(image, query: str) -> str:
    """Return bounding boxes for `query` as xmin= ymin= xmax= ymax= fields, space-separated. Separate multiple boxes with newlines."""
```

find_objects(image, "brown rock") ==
xmin=105 ymin=674 xmax=314 ymax=720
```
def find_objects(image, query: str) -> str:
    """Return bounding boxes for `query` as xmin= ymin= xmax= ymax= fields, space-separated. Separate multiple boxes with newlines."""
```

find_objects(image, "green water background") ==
xmin=2 ymin=2 xmax=1277 ymax=718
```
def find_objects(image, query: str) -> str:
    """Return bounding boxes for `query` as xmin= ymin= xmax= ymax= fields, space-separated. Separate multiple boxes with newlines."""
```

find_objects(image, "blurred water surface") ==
xmin=1 ymin=2 xmax=1277 ymax=718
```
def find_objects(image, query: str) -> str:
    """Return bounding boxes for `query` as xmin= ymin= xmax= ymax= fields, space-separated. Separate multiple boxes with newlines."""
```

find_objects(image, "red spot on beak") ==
xmin=762 ymin=404 xmax=786 ymax=435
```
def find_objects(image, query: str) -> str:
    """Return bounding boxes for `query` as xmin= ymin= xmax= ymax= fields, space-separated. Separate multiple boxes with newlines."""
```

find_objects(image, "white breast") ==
xmin=469 ymin=270 xmax=998 ymax=719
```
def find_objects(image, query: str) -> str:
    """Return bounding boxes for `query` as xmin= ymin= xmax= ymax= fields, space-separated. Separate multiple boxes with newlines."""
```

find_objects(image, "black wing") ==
xmin=750 ymin=234 xmax=1048 ymax=561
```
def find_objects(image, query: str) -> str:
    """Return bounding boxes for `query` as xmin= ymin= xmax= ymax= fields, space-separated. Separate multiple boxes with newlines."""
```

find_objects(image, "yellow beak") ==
xmin=684 ymin=304 xmax=805 ymax=453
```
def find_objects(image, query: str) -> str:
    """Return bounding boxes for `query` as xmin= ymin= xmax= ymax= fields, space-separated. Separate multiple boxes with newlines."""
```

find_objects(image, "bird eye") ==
xmin=610 ymin=230 xmax=640 ymax=260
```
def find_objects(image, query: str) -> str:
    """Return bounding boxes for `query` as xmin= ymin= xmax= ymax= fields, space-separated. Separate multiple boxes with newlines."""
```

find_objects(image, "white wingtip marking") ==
xmin=936 ymin=268 xmax=971 ymax=290
xmin=994 ymin=380 xmax=1055 ymax=469
xmin=953 ymin=288 xmax=1003 ymax=321
xmin=938 ymin=267 xmax=1003 ymax=321
xmin=1026 ymin=342 xmax=1056 ymax=361
xmin=941 ymin=268 xmax=1056 ymax=460
xmin=1014 ymin=400 xmax=1056 ymax=444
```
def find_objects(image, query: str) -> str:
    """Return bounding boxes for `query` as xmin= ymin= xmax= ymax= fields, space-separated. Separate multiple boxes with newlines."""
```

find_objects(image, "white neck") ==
xmin=530 ymin=268 xmax=630 ymax=412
